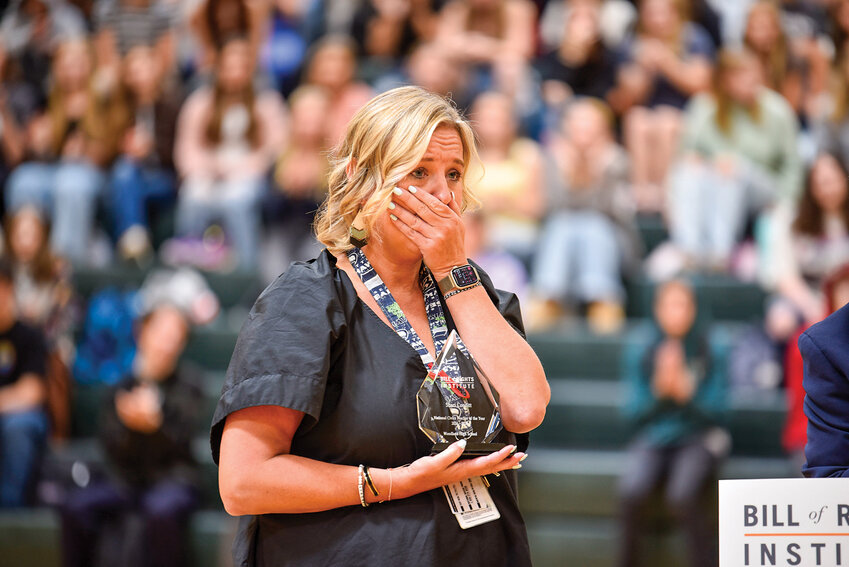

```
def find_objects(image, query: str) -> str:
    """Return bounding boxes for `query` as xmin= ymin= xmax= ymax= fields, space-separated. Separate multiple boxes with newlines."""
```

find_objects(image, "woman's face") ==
xmin=372 ymin=125 xmax=466 ymax=259
xmin=721 ymin=58 xmax=762 ymax=105
xmin=640 ymin=0 xmax=678 ymax=37
xmin=9 ymin=208 xmax=46 ymax=264
xmin=123 ymin=46 xmax=161 ymax=97
xmin=309 ymin=44 xmax=355 ymax=90
xmin=655 ymin=283 xmax=696 ymax=338
xmin=745 ymin=7 xmax=780 ymax=52
xmin=53 ymin=41 xmax=92 ymax=91
xmin=138 ymin=306 xmax=189 ymax=380
xmin=563 ymin=102 xmax=608 ymax=149
xmin=811 ymin=154 xmax=848 ymax=213
xmin=291 ymin=90 xmax=330 ymax=144
xmin=217 ymin=40 xmax=253 ymax=93
xmin=471 ymin=94 xmax=515 ymax=149
xmin=564 ymin=4 xmax=601 ymax=48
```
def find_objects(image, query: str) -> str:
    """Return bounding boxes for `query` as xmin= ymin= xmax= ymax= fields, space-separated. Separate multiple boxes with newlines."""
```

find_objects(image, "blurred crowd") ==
xmin=1 ymin=0 xmax=849 ymax=564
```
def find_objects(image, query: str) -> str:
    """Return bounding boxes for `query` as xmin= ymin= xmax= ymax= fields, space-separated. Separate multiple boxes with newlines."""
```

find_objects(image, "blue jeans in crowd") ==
xmin=6 ymin=161 xmax=104 ymax=263
xmin=109 ymin=157 xmax=176 ymax=238
xmin=532 ymin=210 xmax=624 ymax=304
xmin=0 ymin=408 xmax=49 ymax=507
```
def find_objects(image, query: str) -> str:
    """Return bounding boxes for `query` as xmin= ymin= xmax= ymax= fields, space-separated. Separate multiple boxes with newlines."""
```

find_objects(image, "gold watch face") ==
xmin=452 ymin=265 xmax=479 ymax=288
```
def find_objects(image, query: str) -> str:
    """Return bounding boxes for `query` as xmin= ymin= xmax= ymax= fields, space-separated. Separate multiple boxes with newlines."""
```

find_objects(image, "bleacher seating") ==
xmin=0 ymin=265 xmax=791 ymax=567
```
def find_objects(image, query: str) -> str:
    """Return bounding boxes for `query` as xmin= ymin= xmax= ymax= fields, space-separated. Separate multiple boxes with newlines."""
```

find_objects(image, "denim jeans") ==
xmin=109 ymin=157 xmax=176 ymax=237
xmin=0 ymin=408 xmax=49 ymax=507
xmin=668 ymin=159 xmax=776 ymax=263
xmin=175 ymin=176 xmax=264 ymax=269
xmin=6 ymin=161 xmax=104 ymax=263
xmin=532 ymin=210 xmax=624 ymax=303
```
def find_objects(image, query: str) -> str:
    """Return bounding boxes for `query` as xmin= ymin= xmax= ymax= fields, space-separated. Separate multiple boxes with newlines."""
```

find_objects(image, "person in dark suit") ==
xmin=801 ymin=268 xmax=849 ymax=478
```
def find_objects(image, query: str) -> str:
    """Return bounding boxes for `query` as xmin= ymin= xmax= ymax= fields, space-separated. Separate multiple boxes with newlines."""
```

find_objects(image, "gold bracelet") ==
xmin=362 ymin=465 xmax=379 ymax=498
xmin=357 ymin=464 xmax=369 ymax=507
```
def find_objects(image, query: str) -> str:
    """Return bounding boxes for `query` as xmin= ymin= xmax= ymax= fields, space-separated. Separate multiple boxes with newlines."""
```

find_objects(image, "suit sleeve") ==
xmin=801 ymin=330 xmax=849 ymax=477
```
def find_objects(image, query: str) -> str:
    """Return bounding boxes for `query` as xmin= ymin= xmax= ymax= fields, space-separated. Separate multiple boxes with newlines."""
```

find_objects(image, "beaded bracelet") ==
xmin=444 ymin=282 xmax=481 ymax=300
xmin=357 ymin=464 xmax=369 ymax=508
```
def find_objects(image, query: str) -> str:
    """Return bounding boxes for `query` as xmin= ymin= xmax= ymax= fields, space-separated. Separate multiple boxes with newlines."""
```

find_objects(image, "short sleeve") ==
xmin=210 ymin=259 xmax=346 ymax=464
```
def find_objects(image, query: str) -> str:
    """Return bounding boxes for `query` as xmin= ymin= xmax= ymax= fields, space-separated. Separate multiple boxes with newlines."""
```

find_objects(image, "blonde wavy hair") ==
xmin=314 ymin=86 xmax=480 ymax=255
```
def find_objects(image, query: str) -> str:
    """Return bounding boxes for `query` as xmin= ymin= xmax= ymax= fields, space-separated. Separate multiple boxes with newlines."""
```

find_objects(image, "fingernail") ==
xmin=450 ymin=191 xmax=455 ymax=201
xmin=388 ymin=202 xmax=396 ymax=210
xmin=408 ymin=186 xmax=417 ymax=194
xmin=457 ymin=439 xmax=467 ymax=449
xmin=511 ymin=464 xmax=522 ymax=470
xmin=507 ymin=445 xmax=516 ymax=454
xmin=520 ymin=454 xmax=528 ymax=462
xmin=390 ymin=214 xmax=398 ymax=221
xmin=393 ymin=187 xmax=403 ymax=195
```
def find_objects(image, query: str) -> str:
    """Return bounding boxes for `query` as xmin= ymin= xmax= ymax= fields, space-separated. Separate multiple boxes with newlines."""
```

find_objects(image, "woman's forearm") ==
xmin=443 ymin=285 xmax=549 ymax=433
xmin=221 ymin=453 xmax=385 ymax=515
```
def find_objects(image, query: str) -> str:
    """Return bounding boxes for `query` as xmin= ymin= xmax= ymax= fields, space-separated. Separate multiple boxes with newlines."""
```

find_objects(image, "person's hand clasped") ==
xmin=388 ymin=185 xmax=467 ymax=278
xmin=394 ymin=440 xmax=526 ymax=499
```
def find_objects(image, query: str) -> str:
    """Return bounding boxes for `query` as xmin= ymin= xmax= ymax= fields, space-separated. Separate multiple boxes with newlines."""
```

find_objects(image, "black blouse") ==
xmin=210 ymin=250 xmax=532 ymax=567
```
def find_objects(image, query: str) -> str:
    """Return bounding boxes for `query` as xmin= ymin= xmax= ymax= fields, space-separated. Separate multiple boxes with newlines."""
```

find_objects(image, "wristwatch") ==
xmin=437 ymin=264 xmax=481 ymax=297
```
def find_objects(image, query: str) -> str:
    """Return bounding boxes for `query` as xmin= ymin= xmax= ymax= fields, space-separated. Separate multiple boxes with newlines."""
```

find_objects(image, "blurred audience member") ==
xmin=614 ymin=0 xmax=714 ymax=212
xmin=531 ymin=98 xmax=634 ymax=333
xmin=0 ymin=258 xmax=49 ymax=508
xmin=110 ymin=45 xmax=181 ymax=262
xmin=467 ymin=90 xmax=544 ymax=264
xmin=464 ymin=209 xmax=529 ymax=306
xmin=618 ymin=279 xmax=727 ymax=567
xmin=303 ymin=35 xmax=373 ymax=145
xmin=173 ymin=36 xmax=287 ymax=271
xmin=0 ymin=46 xmax=30 ymax=196
xmin=666 ymin=49 xmax=802 ymax=271
xmin=397 ymin=41 xmax=471 ymax=111
xmin=5 ymin=206 xmax=74 ymax=439
xmin=763 ymin=154 xmax=849 ymax=325
xmin=5 ymin=39 xmax=128 ymax=264
xmin=831 ymin=0 xmax=849 ymax=58
xmin=0 ymin=0 xmax=87 ymax=95
xmin=262 ymin=85 xmax=328 ymax=281
xmin=813 ymin=47 xmax=849 ymax=167
xmin=352 ymin=0 xmax=438 ymax=83
xmin=743 ymin=1 xmax=828 ymax=118
xmin=435 ymin=0 xmax=536 ymax=96
xmin=60 ymin=303 xmax=201 ymax=567
xmin=536 ymin=1 xmax=620 ymax=113
xmin=260 ymin=0 xmax=309 ymax=97
xmin=189 ymin=0 xmax=266 ymax=72
xmin=93 ymin=0 xmax=177 ymax=78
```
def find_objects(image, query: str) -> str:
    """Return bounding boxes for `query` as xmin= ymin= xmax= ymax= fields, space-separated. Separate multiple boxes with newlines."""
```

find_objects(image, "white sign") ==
xmin=720 ymin=479 xmax=849 ymax=566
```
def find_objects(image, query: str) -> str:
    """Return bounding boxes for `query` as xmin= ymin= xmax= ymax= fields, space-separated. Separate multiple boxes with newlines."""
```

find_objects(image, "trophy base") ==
xmin=431 ymin=442 xmax=508 ymax=459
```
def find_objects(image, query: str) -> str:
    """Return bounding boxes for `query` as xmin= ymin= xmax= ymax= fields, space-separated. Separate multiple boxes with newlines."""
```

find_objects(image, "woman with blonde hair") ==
xmin=212 ymin=85 xmax=549 ymax=565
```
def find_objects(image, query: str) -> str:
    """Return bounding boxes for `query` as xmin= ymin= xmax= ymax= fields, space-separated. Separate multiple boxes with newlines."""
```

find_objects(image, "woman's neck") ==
xmin=360 ymin=244 xmax=422 ymax=295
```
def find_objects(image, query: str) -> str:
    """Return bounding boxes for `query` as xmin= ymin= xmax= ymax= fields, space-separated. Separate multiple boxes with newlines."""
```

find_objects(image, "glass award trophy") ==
xmin=417 ymin=330 xmax=505 ymax=458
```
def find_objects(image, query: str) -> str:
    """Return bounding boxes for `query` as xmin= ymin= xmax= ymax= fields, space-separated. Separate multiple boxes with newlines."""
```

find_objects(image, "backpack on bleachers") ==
xmin=72 ymin=288 xmax=139 ymax=385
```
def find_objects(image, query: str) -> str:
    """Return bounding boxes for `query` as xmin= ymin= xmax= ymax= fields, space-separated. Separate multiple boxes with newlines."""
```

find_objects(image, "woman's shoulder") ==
xmin=255 ymin=250 xmax=345 ymax=309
